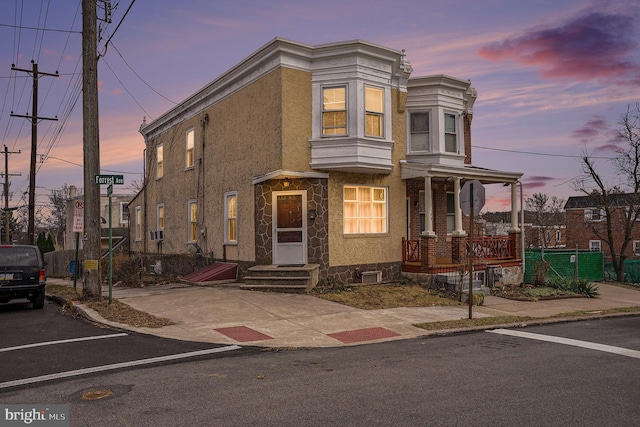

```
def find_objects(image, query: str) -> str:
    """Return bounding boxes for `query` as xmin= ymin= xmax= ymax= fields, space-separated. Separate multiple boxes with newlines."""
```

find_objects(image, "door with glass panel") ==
xmin=272 ymin=191 xmax=307 ymax=265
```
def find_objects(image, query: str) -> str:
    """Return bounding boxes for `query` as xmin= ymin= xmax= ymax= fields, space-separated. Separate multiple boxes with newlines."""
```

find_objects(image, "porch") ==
xmin=401 ymin=234 xmax=522 ymax=274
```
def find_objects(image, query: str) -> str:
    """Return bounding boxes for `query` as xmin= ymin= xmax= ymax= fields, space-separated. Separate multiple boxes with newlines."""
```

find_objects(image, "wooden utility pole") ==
xmin=2 ymin=145 xmax=21 ymax=243
xmin=10 ymin=62 xmax=58 ymax=244
xmin=82 ymin=0 xmax=101 ymax=297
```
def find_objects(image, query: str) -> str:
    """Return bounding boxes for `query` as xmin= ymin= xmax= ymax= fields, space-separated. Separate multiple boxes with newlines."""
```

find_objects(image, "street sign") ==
xmin=72 ymin=199 xmax=84 ymax=233
xmin=95 ymin=174 xmax=124 ymax=185
xmin=460 ymin=179 xmax=485 ymax=216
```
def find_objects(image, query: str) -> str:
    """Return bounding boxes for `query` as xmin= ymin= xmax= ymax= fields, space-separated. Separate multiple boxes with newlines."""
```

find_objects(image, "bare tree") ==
xmin=46 ymin=184 xmax=71 ymax=249
xmin=525 ymin=193 xmax=565 ymax=248
xmin=574 ymin=103 xmax=640 ymax=282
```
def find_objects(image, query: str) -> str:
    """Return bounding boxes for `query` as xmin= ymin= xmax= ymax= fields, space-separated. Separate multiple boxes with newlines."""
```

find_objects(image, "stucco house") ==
xmin=128 ymin=38 xmax=523 ymax=288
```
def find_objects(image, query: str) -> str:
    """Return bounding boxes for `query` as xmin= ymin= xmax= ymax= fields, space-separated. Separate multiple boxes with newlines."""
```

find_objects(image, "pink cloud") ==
xmin=478 ymin=11 xmax=640 ymax=85
xmin=572 ymin=116 xmax=608 ymax=142
xmin=113 ymin=88 xmax=124 ymax=95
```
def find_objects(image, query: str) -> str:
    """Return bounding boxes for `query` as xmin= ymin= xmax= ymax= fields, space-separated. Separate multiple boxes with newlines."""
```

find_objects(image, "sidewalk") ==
xmin=47 ymin=278 xmax=640 ymax=348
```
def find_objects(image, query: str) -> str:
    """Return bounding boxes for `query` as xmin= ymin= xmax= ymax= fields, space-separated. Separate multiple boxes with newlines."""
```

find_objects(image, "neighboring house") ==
xmin=524 ymin=224 xmax=566 ymax=249
xmin=129 ymin=38 xmax=523 ymax=284
xmin=565 ymin=193 xmax=640 ymax=259
xmin=64 ymin=185 xmax=132 ymax=251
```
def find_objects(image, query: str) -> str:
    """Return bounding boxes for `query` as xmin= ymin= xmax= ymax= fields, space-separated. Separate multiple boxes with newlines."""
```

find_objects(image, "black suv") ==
xmin=0 ymin=244 xmax=47 ymax=309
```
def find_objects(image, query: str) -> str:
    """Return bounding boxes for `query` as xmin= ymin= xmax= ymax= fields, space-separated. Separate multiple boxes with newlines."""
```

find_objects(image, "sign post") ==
xmin=460 ymin=180 xmax=485 ymax=319
xmin=95 ymin=175 xmax=124 ymax=303
xmin=72 ymin=200 xmax=84 ymax=290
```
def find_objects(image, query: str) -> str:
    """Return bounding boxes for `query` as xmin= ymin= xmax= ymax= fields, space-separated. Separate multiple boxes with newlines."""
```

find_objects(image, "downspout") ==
xmin=200 ymin=113 xmax=209 ymax=260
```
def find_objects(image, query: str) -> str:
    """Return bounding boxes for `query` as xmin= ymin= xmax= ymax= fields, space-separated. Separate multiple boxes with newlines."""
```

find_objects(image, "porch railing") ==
xmin=402 ymin=235 xmax=516 ymax=264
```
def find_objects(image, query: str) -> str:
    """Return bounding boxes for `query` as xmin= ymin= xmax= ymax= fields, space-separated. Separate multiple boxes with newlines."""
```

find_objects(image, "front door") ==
xmin=272 ymin=191 xmax=307 ymax=265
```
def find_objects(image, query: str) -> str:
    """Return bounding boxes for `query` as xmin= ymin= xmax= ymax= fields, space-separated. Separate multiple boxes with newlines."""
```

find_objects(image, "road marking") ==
xmin=0 ymin=345 xmax=242 ymax=389
xmin=0 ymin=333 xmax=129 ymax=353
xmin=488 ymin=329 xmax=640 ymax=359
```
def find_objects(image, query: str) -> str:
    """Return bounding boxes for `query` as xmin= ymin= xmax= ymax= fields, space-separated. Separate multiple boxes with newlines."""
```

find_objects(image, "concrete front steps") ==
xmin=241 ymin=264 xmax=320 ymax=293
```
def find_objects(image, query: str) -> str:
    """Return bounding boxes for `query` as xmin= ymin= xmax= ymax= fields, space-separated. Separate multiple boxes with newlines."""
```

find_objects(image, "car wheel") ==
xmin=32 ymin=288 xmax=45 ymax=309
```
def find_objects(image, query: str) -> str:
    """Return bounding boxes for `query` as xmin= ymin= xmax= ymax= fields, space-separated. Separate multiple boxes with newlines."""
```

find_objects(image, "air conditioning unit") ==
xmin=157 ymin=230 xmax=164 ymax=241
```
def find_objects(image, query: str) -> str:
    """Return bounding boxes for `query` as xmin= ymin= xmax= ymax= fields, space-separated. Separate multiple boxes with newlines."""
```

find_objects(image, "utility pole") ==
xmin=83 ymin=0 xmax=101 ymax=297
xmin=1 ymin=145 xmax=21 ymax=243
xmin=10 ymin=61 xmax=58 ymax=244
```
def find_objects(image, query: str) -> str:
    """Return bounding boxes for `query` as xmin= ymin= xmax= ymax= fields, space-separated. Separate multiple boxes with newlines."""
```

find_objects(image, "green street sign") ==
xmin=95 ymin=174 xmax=124 ymax=185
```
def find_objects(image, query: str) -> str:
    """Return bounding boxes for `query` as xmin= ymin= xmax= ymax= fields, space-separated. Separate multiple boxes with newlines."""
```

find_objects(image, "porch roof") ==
xmin=399 ymin=160 xmax=522 ymax=184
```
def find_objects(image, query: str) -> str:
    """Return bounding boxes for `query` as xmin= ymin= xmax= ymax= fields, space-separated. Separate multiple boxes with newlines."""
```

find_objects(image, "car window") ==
xmin=0 ymin=247 xmax=40 ymax=267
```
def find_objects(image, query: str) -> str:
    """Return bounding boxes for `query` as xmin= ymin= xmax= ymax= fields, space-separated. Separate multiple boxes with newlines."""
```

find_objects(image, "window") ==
xmin=322 ymin=87 xmax=347 ymax=135
xmin=419 ymin=190 xmax=426 ymax=233
xmin=225 ymin=192 xmax=237 ymax=244
xmin=446 ymin=193 xmax=455 ymax=234
xmin=410 ymin=112 xmax=430 ymax=152
xmin=585 ymin=208 xmax=605 ymax=221
xmin=157 ymin=204 xmax=164 ymax=231
xmin=156 ymin=144 xmax=164 ymax=179
xmin=365 ymin=86 xmax=384 ymax=137
xmin=634 ymin=240 xmax=640 ymax=255
xmin=188 ymin=200 xmax=197 ymax=242
xmin=135 ymin=206 xmax=142 ymax=241
xmin=343 ymin=186 xmax=387 ymax=234
xmin=444 ymin=113 xmax=457 ymax=153
xmin=556 ymin=230 xmax=561 ymax=243
xmin=120 ymin=202 xmax=129 ymax=224
xmin=589 ymin=240 xmax=601 ymax=251
xmin=186 ymin=128 xmax=194 ymax=169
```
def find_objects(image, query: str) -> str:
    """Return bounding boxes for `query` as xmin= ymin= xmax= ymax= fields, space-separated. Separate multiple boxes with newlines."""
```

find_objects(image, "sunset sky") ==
xmin=1 ymin=0 xmax=639 ymax=213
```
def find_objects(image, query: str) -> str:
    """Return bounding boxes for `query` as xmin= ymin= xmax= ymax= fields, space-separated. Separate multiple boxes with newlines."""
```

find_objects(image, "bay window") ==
xmin=365 ymin=86 xmax=384 ymax=137
xmin=322 ymin=87 xmax=347 ymax=135
xmin=410 ymin=112 xmax=430 ymax=152
xmin=445 ymin=113 xmax=457 ymax=153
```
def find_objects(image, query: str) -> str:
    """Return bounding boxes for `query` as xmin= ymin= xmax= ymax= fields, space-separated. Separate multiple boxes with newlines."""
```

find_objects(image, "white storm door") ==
xmin=273 ymin=191 xmax=307 ymax=265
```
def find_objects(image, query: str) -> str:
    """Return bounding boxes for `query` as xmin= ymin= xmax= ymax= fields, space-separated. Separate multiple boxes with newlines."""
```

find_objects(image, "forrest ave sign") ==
xmin=460 ymin=180 xmax=485 ymax=216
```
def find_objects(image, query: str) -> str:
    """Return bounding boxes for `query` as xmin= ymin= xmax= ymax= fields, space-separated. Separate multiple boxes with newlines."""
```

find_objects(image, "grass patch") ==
xmin=550 ymin=306 xmax=640 ymax=318
xmin=313 ymin=284 xmax=461 ymax=310
xmin=46 ymin=284 xmax=173 ymax=328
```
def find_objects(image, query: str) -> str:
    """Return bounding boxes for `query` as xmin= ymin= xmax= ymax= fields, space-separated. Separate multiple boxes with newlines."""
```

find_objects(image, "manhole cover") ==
xmin=82 ymin=389 xmax=113 ymax=400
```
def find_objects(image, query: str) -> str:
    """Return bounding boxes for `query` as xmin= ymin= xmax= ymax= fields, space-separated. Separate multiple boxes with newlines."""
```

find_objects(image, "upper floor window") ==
xmin=634 ymin=240 xmax=640 ymax=255
xmin=156 ymin=144 xmax=164 ymax=179
xmin=585 ymin=208 xmax=605 ymax=221
xmin=186 ymin=128 xmax=195 ymax=169
xmin=410 ymin=112 xmax=430 ymax=152
xmin=225 ymin=192 xmax=237 ymax=244
xmin=344 ymin=185 xmax=387 ymax=234
xmin=188 ymin=200 xmax=197 ymax=243
xmin=365 ymin=86 xmax=384 ymax=137
xmin=444 ymin=113 xmax=457 ymax=153
xmin=322 ymin=87 xmax=347 ymax=135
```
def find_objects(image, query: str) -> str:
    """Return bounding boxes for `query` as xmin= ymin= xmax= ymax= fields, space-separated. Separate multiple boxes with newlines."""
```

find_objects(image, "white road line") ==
xmin=1 ymin=345 xmax=242 ymax=389
xmin=488 ymin=329 xmax=640 ymax=359
xmin=0 ymin=333 xmax=129 ymax=353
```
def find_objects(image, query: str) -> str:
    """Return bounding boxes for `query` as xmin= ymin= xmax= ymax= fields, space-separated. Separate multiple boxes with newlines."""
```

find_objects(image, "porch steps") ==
xmin=241 ymin=264 xmax=320 ymax=293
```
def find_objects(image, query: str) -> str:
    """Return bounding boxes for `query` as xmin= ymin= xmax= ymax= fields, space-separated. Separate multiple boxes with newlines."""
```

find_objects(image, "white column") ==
xmin=422 ymin=176 xmax=435 ymax=236
xmin=454 ymin=177 xmax=465 ymax=236
xmin=510 ymin=183 xmax=520 ymax=232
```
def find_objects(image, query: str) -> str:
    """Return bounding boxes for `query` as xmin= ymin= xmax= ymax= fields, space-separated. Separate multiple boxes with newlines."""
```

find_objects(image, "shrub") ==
xmin=547 ymin=277 xmax=600 ymax=298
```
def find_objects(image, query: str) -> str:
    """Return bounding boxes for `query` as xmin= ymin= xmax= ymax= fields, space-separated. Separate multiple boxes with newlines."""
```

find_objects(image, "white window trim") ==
xmin=365 ymin=85 xmax=385 ymax=139
xmin=156 ymin=144 xmax=164 ymax=179
xmin=408 ymin=111 xmax=431 ymax=153
xmin=444 ymin=111 xmax=459 ymax=154
xmin=135 ymin=206 xmax=142 ymax=241
xmin=185 ymin=127 xmax=195 ymax=170
xmin=633 ymin=240 xmax=640 ymax=255
xmin=446 ymin=192 xmax=455 ymax=235
xmin=321 ymin=85 xmax=348 ymax=137
xmin=589 ymin=240 xmax=601 ymax=251
xmin=224 ymin=191 xmax=238 ymax=245
xmin=585 ymin=208 xmax=605 ymax=222
xmin=187 ymin=199 xmax=197 ymax=243
xmin=343 ymin=185 xmax=388 ymax=235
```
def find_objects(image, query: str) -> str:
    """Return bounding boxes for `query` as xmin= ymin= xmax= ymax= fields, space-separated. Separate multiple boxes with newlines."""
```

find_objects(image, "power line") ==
xmin=474 ymin=144 xmax=615 ymax=160
xmin=0 ymin=23 xmax=81 ymax=34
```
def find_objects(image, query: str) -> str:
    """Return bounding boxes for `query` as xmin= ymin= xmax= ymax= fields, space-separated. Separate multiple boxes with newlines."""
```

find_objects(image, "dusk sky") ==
xmin=1 ymin=0 xmax=639 ymax=213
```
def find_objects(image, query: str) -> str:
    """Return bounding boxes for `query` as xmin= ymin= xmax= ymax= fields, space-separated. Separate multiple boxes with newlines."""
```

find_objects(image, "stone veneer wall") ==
xmin=255 ymin=178 xmax=329 ymax=272
xmin=326 ymin=261 xmax=402 ymax=284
